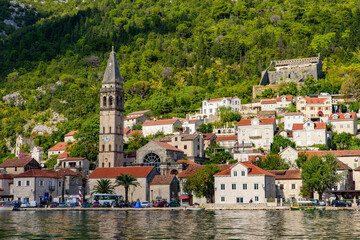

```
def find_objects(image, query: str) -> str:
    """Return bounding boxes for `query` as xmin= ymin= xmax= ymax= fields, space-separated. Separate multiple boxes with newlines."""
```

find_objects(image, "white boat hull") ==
xmin=0 ymin=206 xmax=14 ymax=211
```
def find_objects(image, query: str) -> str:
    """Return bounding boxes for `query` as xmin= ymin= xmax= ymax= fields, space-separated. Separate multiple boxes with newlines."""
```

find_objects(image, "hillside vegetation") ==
xmin=1 ymin=0 xmax=360 ymax=161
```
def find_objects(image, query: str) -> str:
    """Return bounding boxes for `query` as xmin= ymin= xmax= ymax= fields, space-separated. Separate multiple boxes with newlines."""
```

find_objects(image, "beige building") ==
xmin=261 ymin=95 xmax=293 ymax=112
xmin=13 ymin=169 xmax=62 ymax=203
xmin=0 ymin=174 xmax=15 ymax=201
xmin=329 ymin=112 xmax=357 ymax=135
xmin=237 ymin=118 xmax=276 ymax=151
xmin=291 ymin=121 xmax=327 ymax=147
xmin=182 ymin=119 xmax=204 ymax=134
xmin=0 ymin=158 xmax=41 ymax=175
xmin=159 ymin=133 xmax=204 ymax=160
xmin=214 ymin=162 xmax=276 ymax=204
xmin=213 ymin=126 xmax=236 ymax=136
xmin=216 ymin=135 xmax=238 ymax=152
xmin=56 ymin=157 xmax=90 ymax=175
xmin=149 ymin=175 xmax=179 ymax=202
xmin=279 ymin=146 xmax=299 ymax=168
xmin=88 ymin=166 xmax=158 ymax=202
xmin=48 ymin=142 xmax=71 ymax=158
xmin=64 ymin=131 xmax=79 ymax=143
xmin=284 ymin=112 xmax=304 ymax=131
xmin=56 ymin=169 xmax=83 ymax=202
xmin=127 ymin=110 xmax=152 ymax=117
xmin=142 ymin=119 xmax=183 ymax=137
xmin=30 ymin=146 xmax=44 ymax=162
xmin=124 ymin=115 xmax=150 ymax=129
xmin=268 ymin=169 xmax=302 ymax=201
xmin=296 ymin=97 xmax=332 ymax=119
xmin=202 ymin=133 xmax=217 ymax=150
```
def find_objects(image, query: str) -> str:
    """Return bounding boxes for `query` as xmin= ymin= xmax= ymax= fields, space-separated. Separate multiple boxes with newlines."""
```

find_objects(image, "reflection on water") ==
xmin=0 ymin=210 xmax=360 ymax=239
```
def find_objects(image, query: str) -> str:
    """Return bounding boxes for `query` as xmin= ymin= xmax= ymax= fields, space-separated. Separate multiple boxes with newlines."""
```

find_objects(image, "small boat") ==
xmin=0 ymin=201 xmax=14 ymax=211
xmin=290 ymin=200 xmax=316 ymax=211
xmin=186 ymin=207 xmax=205 ymax=211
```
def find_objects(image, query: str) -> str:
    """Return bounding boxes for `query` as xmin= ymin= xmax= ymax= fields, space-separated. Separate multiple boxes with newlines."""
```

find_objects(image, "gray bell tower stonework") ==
xmin=99 ymin=47 xmax=124 ymax=168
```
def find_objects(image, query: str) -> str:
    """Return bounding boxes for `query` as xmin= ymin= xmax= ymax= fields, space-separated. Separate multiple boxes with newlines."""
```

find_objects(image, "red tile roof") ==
xmin=64 ymin=131 xmax=78 ymax=136
xmin=124 ymin=128 xmax=132 ymax=135
xmin=267 ymin=169 xmax=301 ymax=179
xmin=303 ymin=98 xmax=328 ymax=104
xmin=237 ymin=118 xmax=275 ymax=125
xmin=57 ymin=152 xmax=70 ymax=159
xmin=150 ymin=175 xmax=175 ymax=185
xmin=48 ymin=142 xmax=70 ymax=151
xmin=36 ymin=147 xmax=44 ymax=150
xmin=207 ymin=97 xmax=234 ymax=103
xmin=0 ymin=174 xmax=15 ymax=179
xmin=178 ymin=164 xmax=232 ymax=178
xmin=248 ymin=155 xmax=266 ymax=163
xmin=0 ymin=158 xmax=34 ymax=168
xmin=292 ymin=124 xmax=303 ymax=130
xmin=176 ymin=160 xmax=200 ymax=166
xmin=128 ymin=130 xmax=143 ymax=136
xmin=337 ymin=160 xmax=352 ymax=170
xmin=57 ymin=169 xmax=78 ymax=176
xmin=153 ymin=141 xmax=183 ymax=152
xmin=89 ymin=166 xmax=154 ymax=178
xmin=315 ymin=122 xmax=327 ymax=129
xmin=216 ymin=135 xmax=238 ymax=141
xmin=143 ymin=119 xmax=179 ymax=126
xmin=125 ymin=116 xmax=143 ymax=120
xmin=203 ymin=133 xmax=216 ymax=140
xmin=14 ymin=169 xmax=61 ymax=178
xmin=60 ymin=157 xmax=87 ymax=162
xmin=329 ymin=113 xmax=356 ymax=121
xmin=301 ymin=150 xmax=360 ymax=158
xmin=214 ymin=162 xmax=275 ymax=176
xmin=276 ymin=95 xmax=293 ymax=101
xmin=127 ymin=110 xmax=151 ymax=116
xmin=261 ymin=99 xmax=276 ymax=104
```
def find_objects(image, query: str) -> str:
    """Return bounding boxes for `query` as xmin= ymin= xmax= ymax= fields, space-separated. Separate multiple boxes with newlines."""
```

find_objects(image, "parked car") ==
xmin=93 ymin=201 xmax=100 ymax=207
xmin=153 ymin=201 xmax=168 ymax=208
xmin=119 ymin=201 xmax=131 ymax=208
xmin=318 ymin=200 xmax=326 ymax=206
xmin=30 ymin=201 xmax=39 ymax=208
xmin=332 ymin=200 xmax=352 ymax=207
xmin=141 ymin=201 xmax=151 ymax=208
xmin=39 ymin=200 xmax=48 ymax=208
xmin=58 ymin=202 xmax=68 ymax=208
xmin=81 ymin=202 xmax=91 ymax=208
xmin=166 ymin=201 xmax=180 ymax=207
xmin=12 ymin=200 xmax=21 ymax=208
xmin=102 ymin=202 xmax=111 ymax=208
xmin=50 ymin=202 xmax=58 ymax=208
xmin=20 ymin=202 xmax=30 ymax=208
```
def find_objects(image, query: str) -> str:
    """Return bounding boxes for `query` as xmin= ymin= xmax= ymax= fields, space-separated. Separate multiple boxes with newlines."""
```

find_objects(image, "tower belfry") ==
xmin=99 ymin=47 xmax=124 ymax=168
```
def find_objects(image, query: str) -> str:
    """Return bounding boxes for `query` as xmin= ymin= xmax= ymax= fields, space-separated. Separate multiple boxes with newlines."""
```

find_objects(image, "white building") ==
xmin=142 ymin=119 xmax=183 ymax=137
xmin=261 ymin=95 xmax=294 ymax=112
xmin=124 ymin=115 xmax=150 ymax=129
xmin=292 ymin=121 xmax=327 ymax=147
xmin=64 ymin=131 xmax=78 ymax=143
xmin=201 ymin=97 xmax=241 ymax=118
xmin=182 ymin=119 xmax=204 ymax=134
xmin=329 ymin=112 xmax=357 ymax=135
xmin=284 ymin=112 xmax=304 ymax=131
xmin=237 ymin=118 xmax=276 ymax=151
xmin=214 ymin=162 xmax=276 ymax=204
xmin=48 ymin=142 xmax=71 ymax=158
xmin=30 ymin=146 xmax=44 ymax=162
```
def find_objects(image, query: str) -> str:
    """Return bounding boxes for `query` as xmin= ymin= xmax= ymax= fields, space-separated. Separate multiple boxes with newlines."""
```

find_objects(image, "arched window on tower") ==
xmin=108 ymin=163 xmax=111 ymax=167
xmin=116 ymin=97 xmax=120 ymax=107
xmin=109 ymin=145 xmax=111 ymax=151
xmin=103 ymin=96 xmax=107 ymax=107
xmin=109 ymin=96 xmax=113 ymax=106
xmin=103 ymin=127 xmax=105 ymax=133
xmin=109 ymin=127 xmax=111 ymax=133
xmin=102 ymin=162 xmax=104 ymax=167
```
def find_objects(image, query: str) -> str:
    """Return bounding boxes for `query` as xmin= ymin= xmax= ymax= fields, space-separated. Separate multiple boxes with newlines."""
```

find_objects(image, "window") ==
xmin=221 ymin=184 xmax=225 ymax=190
xmin=175 ymin=137 xmax=178 ymax=141
xmin=233 ymin=171 xmax=237 ymax=177
xmin=291 ymin=184 xmax=296 ymax=189
xmin=58 ymin=182 xmax=61 ymax=187
xmin=221 ymin=197 xmax=225 ymax=202
xmin=184 ymin=145 xmax=187 ymax=149
xmin=347 ymin=124 xmax=350 ymax=128
xmin=280 ymin=184 xmax=284 ymax=190
xmin=109 ymin=127 xmax=111 ymax=133
xmin=26 ymin=181 xmax=30 ymax=186
xmin=254 ymin=184 xmax=259 ymax=190
xmin=255 ymin=196 xmax=259 ymax=202
xmin=232 ymin=184 xmax=236 ymax=190
xmin=39 ymin=180 xmax=44 ymax=187
xmin=109 ymin=145 xmax=111 ymax=151
xmin=14 ymin=167 xmax=17 ymax=172
xmin=102 ymin=145 xmax=105 ymax=151
xmin=209 ymin=109 xmax=212 ymax=113
xmin=241 ymin=171 xmax=245 ymax=176
xmin=340 ymin=124 xmax=343 ymax=129
xmin=243 ymin=184 xmax=247 ymax=190
xmin=103 ymin=127 xmax=105 ymax=133
xmin=17 ymin=181 xmax=22 ymax=186
xmin=236 ymin=197 xmax=243 ymax=203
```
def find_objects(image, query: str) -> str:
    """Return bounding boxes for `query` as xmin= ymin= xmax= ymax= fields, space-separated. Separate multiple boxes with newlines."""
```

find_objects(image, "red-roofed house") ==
xmin=56 ymin=157 xmax=90 ymax=175
xmin=202 ymin=133 xmax=217 ymax=150
xmin=13 ymin=169 xmax=62 ymax=203
xmin=215 ymin=135 xmax=238 ymax=152
xmin=214 ymin=162 xmax=275 ymax=204
xmin=267 ymin=169 xmax=302 ymax=201
xmin=0 ymin=158 xmax=41 ymax=174
xmin=64 ymin=131 xmax=79 ymax=143
xmin=329 ymin=112 xmax=357 ymax=135
xmin=237 ymin=118 xmax=276 ymax=151
xmin=296 ymin=96 xmax=332 ymax=118
xmin=136 ymin=140 xmax=184 ymax=175
xmin=124 ymin=115 xmax=150 ymax=129
xmin=261 ymin=95 xmax=293 ymax=112
xmin=88 ymin=166 xmax=158 ymax=202
xmin=48 ymin=142 xmax=73 ymax=158
xmin=142 ymin=119 xmax=182 ymax=137
xmin=30 ymin=146 xmax=44 ymax=162
xmin=182 ymin=119 xmax=204 ymax=134
xmin=284 ymin=112 xmax=304 ymax=131
xmin=0 ymin=174 xmax=15 ymax=201
xmin=150 ymin=175 xmax=179 ymax=201
xmin=291 ymin=120 xmax=328 ymax=147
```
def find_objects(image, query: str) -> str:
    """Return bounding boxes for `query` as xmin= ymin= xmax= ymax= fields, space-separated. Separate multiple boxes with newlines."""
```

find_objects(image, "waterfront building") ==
xmin=267 ymin=169 xmax=302 ymax=201
xmin=0 ymin=158 xmax=40 ymax=175
xmin=56 ymin=169 xmax=83 ymax=202
xmin=88 ymin=166 xmax=158 ymax=202
xmin=0 ymin=174 xmax=15 ymax=201
xmin=99 ymin=47 xmax=125 ymax=168
xmin=149 ymin=175 xmax=179 ymax=202
xmin=214 ymin=162 xmax=276 ymax=204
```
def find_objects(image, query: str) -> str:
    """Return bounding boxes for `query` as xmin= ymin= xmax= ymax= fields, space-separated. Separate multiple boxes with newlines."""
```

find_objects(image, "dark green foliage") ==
xmin=254 ymin=154 xmax=290 ymax=170
xmin=271 ymin=135 xmax=296 ymax=154
xmin=92 ymin=179 xmax=115 ymax=194
xmin=198 ymin=123 xmax=213 ymax=133
xmin=115 ymin=174 xmax=139 ymax=203
xmin=205 ymin=150 xmax=233 ymax=164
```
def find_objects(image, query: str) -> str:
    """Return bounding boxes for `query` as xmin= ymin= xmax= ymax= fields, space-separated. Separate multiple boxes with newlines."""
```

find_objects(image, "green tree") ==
xmin=115 ymin=174 xmax=139 ymax=203
xmin=198 ymin=123 xmax=213 ymax=133
xmin=45 ymin=154 xmax=59 ymax=169
xmin=296 ymin=152 xmax=308 ymax=168
xmin=183 ymin=164 xmax=222 ymax=203
xmin=254 ymin=154 xmax=290 ymax=170
xmin=206 ymin=150 xmax=233 ymax=164
xmin=126 ymin=132 xmax=148 ymax=152
xmin=332 ymin=132 xmax=354 ymax=150
xmin=92 ymin=179 xmax=115 ymax=194
xmin=301 ymin=153 xmax=344 ymax=200
xmin=271 ymin=135 xmax=296 ymax=154
xmin=218 ymin=106 xmax=242 ymax=124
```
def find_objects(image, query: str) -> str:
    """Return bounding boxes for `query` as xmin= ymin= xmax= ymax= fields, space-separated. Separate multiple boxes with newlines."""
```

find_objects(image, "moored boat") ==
xmin=290 ymin=201 xmax=316 ymax=211
xmin=0 ymin=201 xmax=15 ymax=211
xmin=186 ymin=207 xmax=205 ymax=211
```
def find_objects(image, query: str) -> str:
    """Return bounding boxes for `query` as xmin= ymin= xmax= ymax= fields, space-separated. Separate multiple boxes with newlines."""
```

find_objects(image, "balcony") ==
xmin=249 ymin=133 xmax=262 ymax=139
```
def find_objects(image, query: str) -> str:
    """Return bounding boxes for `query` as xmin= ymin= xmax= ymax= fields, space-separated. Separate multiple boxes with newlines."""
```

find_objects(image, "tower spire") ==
xmin=102 ymin=47 xmax=122 ymax=84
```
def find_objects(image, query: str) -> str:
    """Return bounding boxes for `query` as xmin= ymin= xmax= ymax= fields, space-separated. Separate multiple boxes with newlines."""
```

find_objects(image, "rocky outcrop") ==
xmin=2 ymin=91 xmax=26 ymax=107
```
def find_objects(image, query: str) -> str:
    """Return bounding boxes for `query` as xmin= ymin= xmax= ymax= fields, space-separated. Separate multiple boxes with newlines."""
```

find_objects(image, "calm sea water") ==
xmin=0 ymin=210 xmax=359 ymax=239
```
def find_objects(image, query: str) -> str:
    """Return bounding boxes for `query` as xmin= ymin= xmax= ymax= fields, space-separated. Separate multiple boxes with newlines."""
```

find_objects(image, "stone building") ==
xmin=30 ymin=146 xmax=44 ymax=162
xmin=15 ymin=135 xmax=35 ymax=157
xmin=0 ymin=174 xmax=15 ymax=201
xmin=0 ymin=158 xmax=41 ymax=175
xmin=99 ymin=47 xmax=125 ymax=168
xmin=202 ymin=133 xmax=217 ymax=150
xmin=56 ymin=157 xmax=90 ymax=175
xmin=142 ymin=119 xmax=182 ymax=137
xmin=56 ymin=169 xmax=83 ymax=202
xmin=182 ymin=119 xmax=204 ymax=134
xmin=329 ymin=112 xmax=357 ymax=135
xmin=215 ymin=135 xmax=238 ymax=153
xmin=259 ymin=54 xmax=322 ymax=85
xmin=136 ymin=141 xmax=184 ymax=175
xmin=124 ymin=115 xmax=149 ymax=129
xmin=268 ymin=169 xmax=302 ymax=202
xmin=284 ymin=112 xmax=304 ymax=131
xmin=296 ymin=96 xmax=332 ymax=119
xmin=291 ymin=121 xmax=328 ymax=147
xmin=64 ymin=131 xmax=78 ymax=143
xmin=149 ymin=175 xmax=179 ymax=202
xmin=261 ymin=95 xmax=294 ymax=112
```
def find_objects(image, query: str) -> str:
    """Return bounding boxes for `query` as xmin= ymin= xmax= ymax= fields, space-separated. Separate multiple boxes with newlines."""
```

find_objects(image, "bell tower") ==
xmin=99 ymin=47 xmax=124 ymax=168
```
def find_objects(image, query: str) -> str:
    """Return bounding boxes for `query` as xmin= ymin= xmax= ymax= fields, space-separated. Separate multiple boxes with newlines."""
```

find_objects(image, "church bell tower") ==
xmin=99 ymin=47 xmax=124 ymax=168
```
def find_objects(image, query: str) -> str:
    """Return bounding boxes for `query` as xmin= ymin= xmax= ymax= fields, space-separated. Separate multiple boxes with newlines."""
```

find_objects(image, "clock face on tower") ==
xmin=104 ymin=136 xmax=109 ymax=142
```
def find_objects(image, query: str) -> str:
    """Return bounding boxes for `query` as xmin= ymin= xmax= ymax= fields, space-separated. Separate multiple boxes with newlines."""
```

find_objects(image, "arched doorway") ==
xmin=170 ymin=169 xmax=179 ymax=176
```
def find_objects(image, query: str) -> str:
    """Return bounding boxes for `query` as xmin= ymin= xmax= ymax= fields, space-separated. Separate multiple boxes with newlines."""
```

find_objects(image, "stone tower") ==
xmin=99 ymin=47 xmax=124 ymax=168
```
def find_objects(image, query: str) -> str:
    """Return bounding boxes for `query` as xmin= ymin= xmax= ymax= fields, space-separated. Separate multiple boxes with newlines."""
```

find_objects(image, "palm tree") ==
xmin=92 ymin=179 xmax=115 ymax=194
xmin=115 ymin=174 xmax=139 ymax=203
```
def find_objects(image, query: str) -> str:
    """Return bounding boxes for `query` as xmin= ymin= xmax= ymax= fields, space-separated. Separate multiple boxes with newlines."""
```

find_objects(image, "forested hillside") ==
xmin=1 ymin=0 xmax=360 ymax=161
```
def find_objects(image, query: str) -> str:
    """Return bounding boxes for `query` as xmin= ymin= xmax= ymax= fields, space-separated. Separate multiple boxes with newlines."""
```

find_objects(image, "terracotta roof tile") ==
xmin=315 ymin=122 xmax=327 ymax=129
xmin=248 ymin=155 xmax=266 ymax=163
xmin=237 ymin=118 xmax=275 ymax=125
xmin=301 ymin=150 xmax=360 ymax=158
xmin=57 ymin=152 xmax=70 ymax=159
xmin=216 ymin=135 xmax=238 ymax=141
xmin=178 ymin=164 xmax=232 ymax=178
xmin=14 ymin=169 xmax=61 ymax=178
xmin=0 ymin=174 xmax=15 ymax=179
xmin=48 ymin=142 xmax=70 ymax=151
xmin=128 ymin=130 xmax=143 ymax=136
xmin=125 ymin=116 xmax=143 ymax=120
xmin=64 ymin=131 xmax=78 ymax=136
xmin=143 ymin=119 xmax=179 ymax=126
xmin=329 ymin=113 xmax=356 ymax=121
xmin=153 ymin=141 xmax=183 ymax=152
xmin=89 ymin=166 xmax=154 ymax=178
xmin=215 ymin=162 xmax=275 ymax=176
xmin=0 ymin=158 xmax=34 ymax=168
xmin=267 ymin=169 xmax=301 ymax=179
xmin=303 ymin=98 xmax=328 ymax=104
xmin=203 ymin=133 xmax=216 ymax=140
xmin=337 ymin=160 xmax=352 ymax=170
xmin=292 ymin=124 xmax=304 ymax=130
xmin=57 ymin=169 xmax=78 ymax=176
xmin=150 ymin=175 xmax=175 ymax=185
xmin=127 ymin=110 xmax=151 ymax=116
xmin=276 ymin=95 xmax=293 ymax=101
xmin=124 ymin=128 xmax=132 ymax=135
xmin=176 ymin=160 xmax=200 ymax=165
xmin=36 ymin=147 xmax=44 ymax=150
xmin=261 ymin=99 xmax=277 ymax=104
